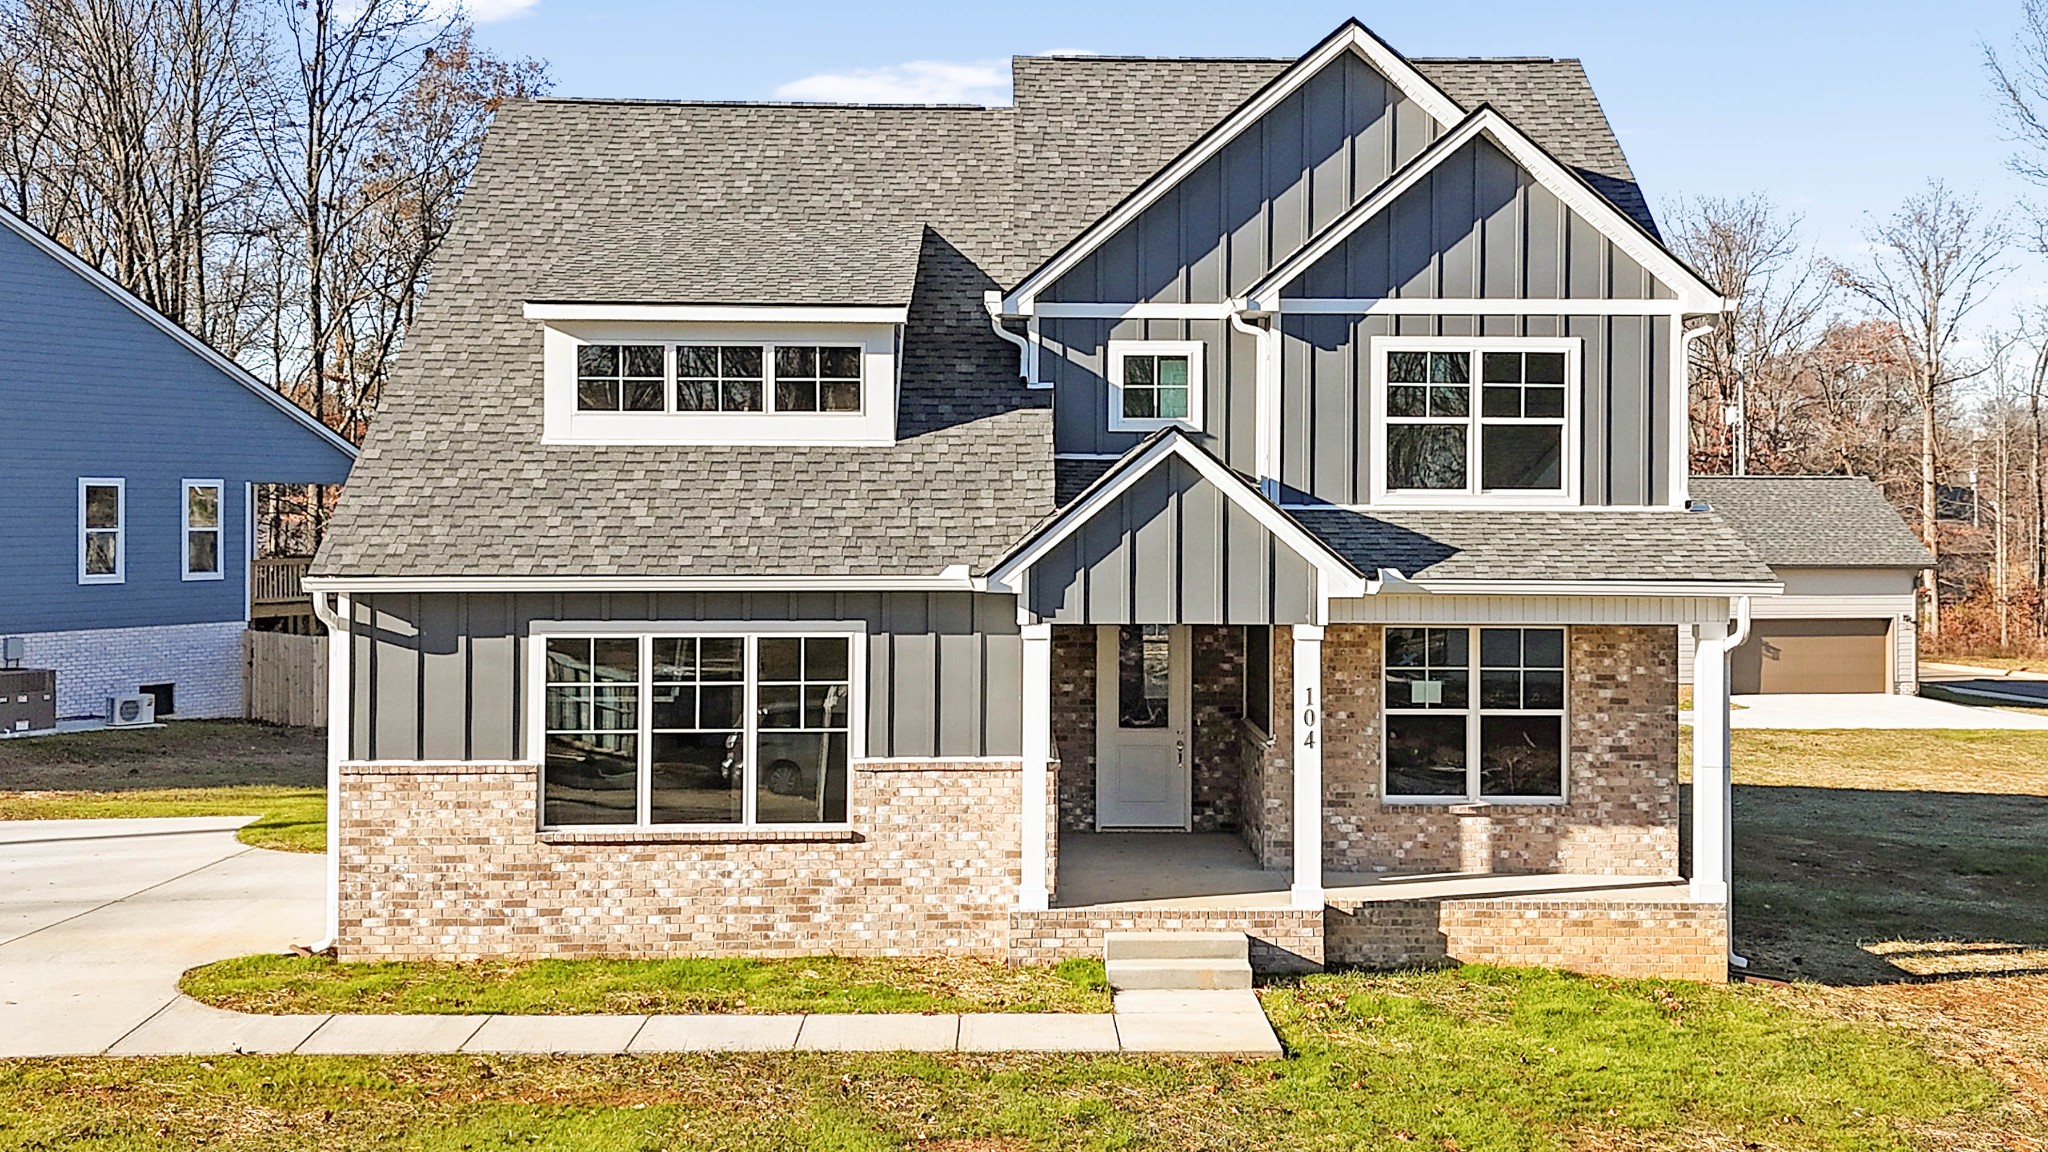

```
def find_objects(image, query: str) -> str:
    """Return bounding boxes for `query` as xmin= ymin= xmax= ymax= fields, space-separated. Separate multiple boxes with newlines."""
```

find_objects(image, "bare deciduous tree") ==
xmin=1831 ymin=182 xmax=2010 ymax=637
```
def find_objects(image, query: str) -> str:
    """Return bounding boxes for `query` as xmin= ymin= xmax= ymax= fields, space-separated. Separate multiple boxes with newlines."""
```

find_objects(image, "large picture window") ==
xmin=574 ymin=342 xmax=862 ymax=415
xmin=540 ymin=630 xmax=856 ymax=828
xmin=1383 ymin=626 xmax=1566 ymax=803
xmin=1375 ymin=338 xmax=1578 ymax=504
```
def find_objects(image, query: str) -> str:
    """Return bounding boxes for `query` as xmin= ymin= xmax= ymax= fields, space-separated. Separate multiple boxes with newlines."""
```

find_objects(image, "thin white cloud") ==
xmin=426 ymin=0 xmax=538 ymax=23
xmin=774 ymin=59 xmax=1010 ymax=106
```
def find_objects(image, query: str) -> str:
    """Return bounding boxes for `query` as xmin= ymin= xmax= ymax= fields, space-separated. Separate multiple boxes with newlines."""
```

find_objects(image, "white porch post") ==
xmin=1689 ymin=619 xmax=1731 ymax=906
xmin=1018 ymin=622 xmax=1053 ymax=911
xmin=319 ymin=591 xmax=350 ymax=950
xmin=1291 ymin=624 xmax=1324 ymax=909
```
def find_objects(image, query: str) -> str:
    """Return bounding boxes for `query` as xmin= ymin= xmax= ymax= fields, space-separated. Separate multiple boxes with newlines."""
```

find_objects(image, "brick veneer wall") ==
xmin=1240 ymin=624 xmax=1294 ymax=869
xmin=1009 ymin=907 xmax=1324 ymax=973
xmin=1325 ymin=895 xmax=1729 ymax=984
xmin=1051 ymin=624 xmax=1246 ymax=833
xmin=337 ymin=758 xmax=1025 ymax=960
xmin=1319 ymin=624 xmax=1681 ymax=876
xmin=21 ymin=620 xmax=245 ymax=719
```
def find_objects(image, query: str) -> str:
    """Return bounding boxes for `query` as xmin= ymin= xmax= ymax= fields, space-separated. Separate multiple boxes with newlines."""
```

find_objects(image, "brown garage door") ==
xmin=1731 ymin=618 xmax=1890 ymax=694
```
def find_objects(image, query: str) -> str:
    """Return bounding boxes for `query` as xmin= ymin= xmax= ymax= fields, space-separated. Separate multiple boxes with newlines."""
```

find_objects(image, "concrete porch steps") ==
xmin=1104 ymin=931 xmax=1252 ymax=991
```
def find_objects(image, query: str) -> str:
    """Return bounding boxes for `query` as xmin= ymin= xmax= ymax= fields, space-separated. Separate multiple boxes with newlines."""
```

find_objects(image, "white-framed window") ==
xmin=1370 ymin=337 xmax=1580 ymax=506
xmin=1383 ymin=625 xmax=1567 ymax=804
xmin=542 ymin=323 xmax=895 ymax=446
xmin=182 ymin=480 xmax=223 ymax=581
xmin=78 ymin=477 xmax=124 ymax=584
xmin=1107 ymin=339 xmax=1205 ymax=433
xmin=570 ymin=342 xmax=863 ymax=416
xmin=532 ymin=625 xmax=863 ymax=830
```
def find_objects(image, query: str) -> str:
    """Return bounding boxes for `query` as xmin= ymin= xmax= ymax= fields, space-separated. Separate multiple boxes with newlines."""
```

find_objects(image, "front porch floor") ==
xmin=1054 ymin=832 xmax=1692 ymax=910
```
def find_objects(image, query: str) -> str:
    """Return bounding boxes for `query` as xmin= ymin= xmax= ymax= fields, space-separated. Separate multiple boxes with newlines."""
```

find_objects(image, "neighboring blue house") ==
xmin=0 ymin=208 xmax=357 ymax=720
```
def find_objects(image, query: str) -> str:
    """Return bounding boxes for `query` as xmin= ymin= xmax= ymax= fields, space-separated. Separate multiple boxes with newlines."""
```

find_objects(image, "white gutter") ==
xmin=1727 ymin=594 xmax=1753 ymax=648
xmin=982 ymin=291 xmax=1035 ymax=384
xmin=304 ymin=570 xmax=989 ymax=595
xmin=1227 ymin=308 xmax=1282 ymax=498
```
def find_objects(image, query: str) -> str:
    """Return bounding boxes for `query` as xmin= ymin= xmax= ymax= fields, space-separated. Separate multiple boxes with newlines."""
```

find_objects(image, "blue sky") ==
xmin=465 ymin=1 xmax=2046 ymax=314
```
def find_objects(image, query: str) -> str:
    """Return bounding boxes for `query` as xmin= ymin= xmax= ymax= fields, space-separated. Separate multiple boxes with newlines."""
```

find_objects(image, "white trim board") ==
xmin=1276 ymin=298 xmax=1692 ymax=317
xmin=0 ymin=208 xmax=359 ymax=460
xmin=985 ymin=430 xmax=1369 ymax=598
xmin=1000 ymin=20 xmax=1465 ymax=316
xmin=304 ymin=572 xmax=987 ymax=594
xmin=1239 ymin=106 xmax=1725 ymax=315
xmin=524 ymin=303 xmax=910 ymax=325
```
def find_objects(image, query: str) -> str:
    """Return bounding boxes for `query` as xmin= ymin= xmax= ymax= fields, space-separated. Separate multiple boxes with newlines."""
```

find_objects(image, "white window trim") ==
xmin=1368 ymin=336 xmax=1582 ymax=509
xmin=540 ymin=321 xmax=899 ymax=446
xmin=525 ymin=621 xmax=869 ymax=832
xmin=78 ymin=477 xmax=124 ymax=585
xmin=182 ymin=479 xmax=225 ymax=582
xmin=1381 ymin=624 xmax=1569 ymax=806
xmin=1106 ymin=339 xmax=1206 ymax=434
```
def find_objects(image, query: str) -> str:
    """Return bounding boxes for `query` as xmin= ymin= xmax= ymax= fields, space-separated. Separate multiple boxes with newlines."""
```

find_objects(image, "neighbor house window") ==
xmin=79 ymin=478 xmax=124 ymax=584
xmin=1376 ymin=339 xmax=1577 ymax=502
xmin=577 ymin=342 xmax=865 ymax=415
xmin=575 ymin=343 xmax=666 ymax=411
xmin=182 ymin=481 xmax=223 ymax=580
xmin=1107 ymin=340 xmax=1204 ymax=432
xmin=540 ymin=630 xmax=856 ymax=828
xmin=1383 ymin=626 xmax=1566 ymax=803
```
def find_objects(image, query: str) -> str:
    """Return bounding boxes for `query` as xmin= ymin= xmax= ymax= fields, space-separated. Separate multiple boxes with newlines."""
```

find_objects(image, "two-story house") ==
xmin=307 ymin=21 xmax=1785 ymax=981
xmin=0 ymin=208 xmax=356 ymax=723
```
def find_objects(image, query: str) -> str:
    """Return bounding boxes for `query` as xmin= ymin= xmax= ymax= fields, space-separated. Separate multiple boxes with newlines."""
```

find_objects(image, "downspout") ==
xmin=1723 ymin=593 xmax=1752 ymax=970
xmin=307 ymin=589 xmax=344 ymax=955
xmin=982 ymin=291 xmax=1035 ymax=384
xmin=1228 ymin=306 xmax=1281 ymax=499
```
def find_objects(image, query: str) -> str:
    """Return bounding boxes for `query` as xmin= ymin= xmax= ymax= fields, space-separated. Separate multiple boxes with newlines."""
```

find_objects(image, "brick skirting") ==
xmin=1008 ymin=907 xmax=1325 ymax=973
xmin=1326 ymin=894 xmax=1729 ymax=983
xmin=337 ymin=758 xmax=1025 ymax=961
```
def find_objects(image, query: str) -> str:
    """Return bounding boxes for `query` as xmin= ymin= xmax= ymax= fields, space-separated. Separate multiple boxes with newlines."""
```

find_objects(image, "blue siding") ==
xmin=0 ymin=223 xmax=355 ymax=634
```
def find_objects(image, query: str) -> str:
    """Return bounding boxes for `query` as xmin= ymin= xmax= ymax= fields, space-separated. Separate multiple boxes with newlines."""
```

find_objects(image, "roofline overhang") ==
xmin=304 ymin=570 xmax=987 ymax=594
xmin=522 ymin=303 xmax=911 ymax=324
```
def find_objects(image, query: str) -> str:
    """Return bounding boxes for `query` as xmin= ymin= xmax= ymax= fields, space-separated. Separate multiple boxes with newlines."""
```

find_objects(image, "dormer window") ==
xmin=534 ymin=309 xmax=901 ymax=446
xmin=1371 ymin=337 xmax=1580 ymax=506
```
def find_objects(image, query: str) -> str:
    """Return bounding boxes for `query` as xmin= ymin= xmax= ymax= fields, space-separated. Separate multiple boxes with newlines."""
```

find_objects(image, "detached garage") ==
xmin=1684 ymin=476 xmax=1933 ymax=695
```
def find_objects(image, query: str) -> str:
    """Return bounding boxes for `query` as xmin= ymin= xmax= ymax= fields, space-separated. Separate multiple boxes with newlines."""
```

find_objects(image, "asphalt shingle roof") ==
xmin=1292 ymin=508 xmax=1777 ymax=584
xmin=316 ymin=49 xmax=1673 ymax=580
xmin=1687 ymin=476 xmax=1934 ymax=569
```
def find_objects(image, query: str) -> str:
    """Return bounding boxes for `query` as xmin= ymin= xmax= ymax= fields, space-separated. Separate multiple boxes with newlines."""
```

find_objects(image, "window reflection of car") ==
xmin=757 ymin=692 xmax=844 ymax=796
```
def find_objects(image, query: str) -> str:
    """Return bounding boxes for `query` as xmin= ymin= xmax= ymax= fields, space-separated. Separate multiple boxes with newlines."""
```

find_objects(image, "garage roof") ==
xmin=1689 ymin=476 xmax=1934 ymax=569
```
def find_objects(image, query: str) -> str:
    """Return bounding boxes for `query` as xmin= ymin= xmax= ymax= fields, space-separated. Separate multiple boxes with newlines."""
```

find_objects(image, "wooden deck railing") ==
xmin=252 ymin=556 xmax=312 ymax=605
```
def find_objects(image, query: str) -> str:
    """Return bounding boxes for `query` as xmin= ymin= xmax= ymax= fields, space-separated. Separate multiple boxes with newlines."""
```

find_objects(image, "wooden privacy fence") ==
xmin=244 ymin=629 xmax=326 ymax=728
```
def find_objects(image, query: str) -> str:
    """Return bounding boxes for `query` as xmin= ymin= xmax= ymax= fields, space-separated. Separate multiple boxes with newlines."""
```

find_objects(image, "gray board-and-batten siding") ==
xmin=346 ymin=591 xmax=1023 ymax=762
xmin=1022 ymin=454 xmax=1320 ymax=627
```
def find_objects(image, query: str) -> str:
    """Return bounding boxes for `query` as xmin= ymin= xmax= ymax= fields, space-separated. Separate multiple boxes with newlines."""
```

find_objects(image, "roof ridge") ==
xmin=528 ymin=96 xmax=997 ymax=111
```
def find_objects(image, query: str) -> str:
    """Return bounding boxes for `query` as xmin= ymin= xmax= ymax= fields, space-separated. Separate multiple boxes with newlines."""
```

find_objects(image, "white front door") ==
xmin=1095 ymin=624 xmax=1191 ymax=829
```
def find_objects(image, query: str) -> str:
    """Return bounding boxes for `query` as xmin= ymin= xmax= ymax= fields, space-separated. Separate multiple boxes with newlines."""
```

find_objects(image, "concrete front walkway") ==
xmin=0 ymin=817 xmax=1280 ymax=1058
xmin=1681 ymin=692 xmax=2048 ymax=730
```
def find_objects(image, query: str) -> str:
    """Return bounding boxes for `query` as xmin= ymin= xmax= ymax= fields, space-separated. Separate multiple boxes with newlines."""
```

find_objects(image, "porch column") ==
xmin=1689 ymin=619 xmax=1731 ymax=905
xmin=1291 ymin=624 xmax=1324 ymax=909
xmin=1018 ymin=622 xmax=1053 ymax=911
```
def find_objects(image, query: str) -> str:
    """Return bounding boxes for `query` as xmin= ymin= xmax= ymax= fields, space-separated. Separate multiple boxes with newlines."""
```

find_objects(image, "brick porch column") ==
xmin=1689 ymin=619 xmax=1731 ymax=906
xmin=1291 ymin=624 xmax=1324 ymax=909
xmin=1018 ymin=622 xmax=1053 ymax=911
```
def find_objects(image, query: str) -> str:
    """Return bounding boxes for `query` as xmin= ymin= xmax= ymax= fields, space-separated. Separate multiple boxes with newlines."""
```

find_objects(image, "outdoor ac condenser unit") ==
xmin=105 ymin=693 xmax=155 ymax=728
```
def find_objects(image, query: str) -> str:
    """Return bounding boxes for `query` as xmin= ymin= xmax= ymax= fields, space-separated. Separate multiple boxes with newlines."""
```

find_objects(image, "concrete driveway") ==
xmin=1688 ymin=692 xmax=2048 ymax=730
xmin=0 ymin=817 xmax=321 ymax=1056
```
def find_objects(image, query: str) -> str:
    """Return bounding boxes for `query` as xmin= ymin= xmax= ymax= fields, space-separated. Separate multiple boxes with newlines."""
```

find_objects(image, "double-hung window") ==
xmin=1107 ymin=340 xmax=1205 ymax=432
xmin=1375 ymin=338 xmax=1578 ymax=503
xmin=573 ymin=342 xmax=862 ymax=415
xmin=79 ymin=478 xmax=124 ymax=584
xmin=539 ymin=630 xmax=857 ymax=829
xmin=1383 ymin=626 xmax=1567 ymax=803
xmin=183 ymin=480 xmax=223 ymax=580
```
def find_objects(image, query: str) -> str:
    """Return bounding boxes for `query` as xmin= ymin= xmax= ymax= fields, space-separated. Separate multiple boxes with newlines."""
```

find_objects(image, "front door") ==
xmin=1094 ymin=624 xmax=1191 ymax=829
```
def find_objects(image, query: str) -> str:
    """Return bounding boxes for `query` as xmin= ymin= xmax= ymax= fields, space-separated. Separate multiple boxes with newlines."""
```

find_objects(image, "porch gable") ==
xmin=989 ymin=432 xmax=1365 ymax=625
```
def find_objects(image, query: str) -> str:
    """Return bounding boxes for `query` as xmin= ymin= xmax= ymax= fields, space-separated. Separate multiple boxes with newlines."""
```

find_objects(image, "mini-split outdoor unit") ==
xmin=105 ymin=693 xmax=155 ymax=728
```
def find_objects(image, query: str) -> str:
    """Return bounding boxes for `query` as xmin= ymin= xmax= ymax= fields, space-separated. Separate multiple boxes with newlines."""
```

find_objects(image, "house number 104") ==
xmin=1300 ymin=686 xmax=1318 ymax=749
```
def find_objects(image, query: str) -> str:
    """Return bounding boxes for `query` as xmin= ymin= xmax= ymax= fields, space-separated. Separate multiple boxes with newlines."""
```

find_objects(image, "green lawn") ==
xmin=0 ymin=721 xmax=325 ymax=852
xmin=184 ymin=954 xmax=1112 ymax=1015
xmin=1 ymin=967 xmax=2028 ymax=1151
